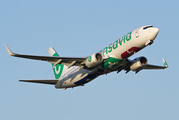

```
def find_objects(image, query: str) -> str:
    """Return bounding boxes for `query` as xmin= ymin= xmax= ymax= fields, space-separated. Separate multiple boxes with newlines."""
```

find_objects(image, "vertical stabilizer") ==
xmin=48 ymin=47 xmax=69 ymax=79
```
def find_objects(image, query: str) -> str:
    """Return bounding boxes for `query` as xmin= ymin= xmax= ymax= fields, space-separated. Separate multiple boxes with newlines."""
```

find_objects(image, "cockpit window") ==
xmin=143 ymin=26 xmax=153 ymax=30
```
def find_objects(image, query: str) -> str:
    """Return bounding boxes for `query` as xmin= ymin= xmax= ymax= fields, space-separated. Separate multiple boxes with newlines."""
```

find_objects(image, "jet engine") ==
xmin=85 ymin=53 xmax=103 ymax=68
xmin=130 ymin=57 xmax=148 ymax=71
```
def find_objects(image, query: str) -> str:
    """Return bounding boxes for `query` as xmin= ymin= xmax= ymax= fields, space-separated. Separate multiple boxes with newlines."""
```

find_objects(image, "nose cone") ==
xmin=150 ymin=27 xmax=159 ymax=40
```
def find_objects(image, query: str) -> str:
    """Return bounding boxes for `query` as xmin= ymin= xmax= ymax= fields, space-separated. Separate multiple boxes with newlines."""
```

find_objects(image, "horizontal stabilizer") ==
xmin=19 ymin=79 xmax=59 ymax=85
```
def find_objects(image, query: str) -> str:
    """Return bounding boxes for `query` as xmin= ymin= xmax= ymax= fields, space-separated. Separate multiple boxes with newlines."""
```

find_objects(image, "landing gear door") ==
xmin=135 ymin=28 xmax=139 ymax=38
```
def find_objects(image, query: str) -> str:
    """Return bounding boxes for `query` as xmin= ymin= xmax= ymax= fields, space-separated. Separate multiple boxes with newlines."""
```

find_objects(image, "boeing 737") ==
xmin=5 ymin=25 xmax=168 ymax=90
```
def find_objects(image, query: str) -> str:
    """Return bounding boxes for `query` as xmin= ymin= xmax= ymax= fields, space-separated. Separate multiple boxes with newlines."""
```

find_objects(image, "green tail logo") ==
xmin=52 ymin=53 xmax=64 ymax=79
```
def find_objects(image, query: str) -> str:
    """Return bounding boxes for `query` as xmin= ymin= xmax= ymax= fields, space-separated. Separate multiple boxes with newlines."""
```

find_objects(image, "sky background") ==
xmin=0 ymin=0 xmax=179 ymax=120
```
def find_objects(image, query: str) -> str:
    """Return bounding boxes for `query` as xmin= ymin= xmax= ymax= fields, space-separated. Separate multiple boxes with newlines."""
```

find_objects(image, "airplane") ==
xmin=5 ymin=25 xmax=168 ymax=90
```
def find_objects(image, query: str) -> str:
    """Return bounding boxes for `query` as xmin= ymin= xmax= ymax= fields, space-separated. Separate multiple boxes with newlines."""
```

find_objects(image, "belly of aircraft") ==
xmin=55 ymin=69 xmax=98 ymax=89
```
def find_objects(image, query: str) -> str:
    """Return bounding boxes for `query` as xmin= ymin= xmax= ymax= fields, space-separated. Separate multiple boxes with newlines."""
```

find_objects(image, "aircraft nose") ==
xmin=150 ymin=27 xmax=159 ymax=40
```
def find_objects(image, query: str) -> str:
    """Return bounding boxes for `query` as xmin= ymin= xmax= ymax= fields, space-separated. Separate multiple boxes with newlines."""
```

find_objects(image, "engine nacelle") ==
xmin=85 ymin=53 xmax=103 ymax=68
xmin=130 ymin=57 xmax=148 ymax=71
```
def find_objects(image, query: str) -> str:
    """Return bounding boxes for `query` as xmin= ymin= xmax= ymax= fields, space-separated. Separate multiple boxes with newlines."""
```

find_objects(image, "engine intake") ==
xmin=85 ymin=53 xmax=103 ymax=68
xmin=130 ymin=57 xmax=148 ymax=71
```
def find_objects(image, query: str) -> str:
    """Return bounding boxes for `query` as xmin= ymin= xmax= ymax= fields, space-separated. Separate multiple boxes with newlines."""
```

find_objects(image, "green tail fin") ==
xmin=48 ymin=47 xmax=66 ymax=79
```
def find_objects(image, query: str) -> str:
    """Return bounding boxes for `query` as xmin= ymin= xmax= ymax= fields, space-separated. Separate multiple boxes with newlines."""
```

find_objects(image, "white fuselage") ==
xmin=55 ymin=25 xmax=159 ymax=89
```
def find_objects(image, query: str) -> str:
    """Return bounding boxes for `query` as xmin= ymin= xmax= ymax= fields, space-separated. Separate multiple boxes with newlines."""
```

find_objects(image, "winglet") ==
xmin=162 ymin=58 xmax=168 ymax=68
xmin=5 ymin=44 xmax=16 ymax=56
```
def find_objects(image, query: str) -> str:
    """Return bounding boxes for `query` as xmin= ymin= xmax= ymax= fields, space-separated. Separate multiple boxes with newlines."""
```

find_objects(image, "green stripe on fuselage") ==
xmin=101 ymin=57 xmax=123 ymax=70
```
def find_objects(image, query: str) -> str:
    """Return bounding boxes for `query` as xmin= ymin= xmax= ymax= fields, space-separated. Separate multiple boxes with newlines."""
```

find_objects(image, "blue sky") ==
xmin=1 ymin=0 xmax=179 ymax=120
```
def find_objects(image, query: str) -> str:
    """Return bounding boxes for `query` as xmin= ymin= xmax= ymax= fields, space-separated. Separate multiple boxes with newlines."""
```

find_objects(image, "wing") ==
xmin=116 ymin=58 xmax=168 ymax=74
xmin=144 ymin=64 xmax=167 ymax=69
xmin=144 ymin=58 xmax=168 ymax=69
xmin=19 ymin=79 xmax=59 ymax=85
xmin=5 ymin=44 xmax=87 ymax=68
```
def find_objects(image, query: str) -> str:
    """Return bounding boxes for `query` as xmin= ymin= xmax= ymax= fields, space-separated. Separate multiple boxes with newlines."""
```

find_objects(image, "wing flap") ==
xmin=19 ymin=79 xmax=59 ymax=85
